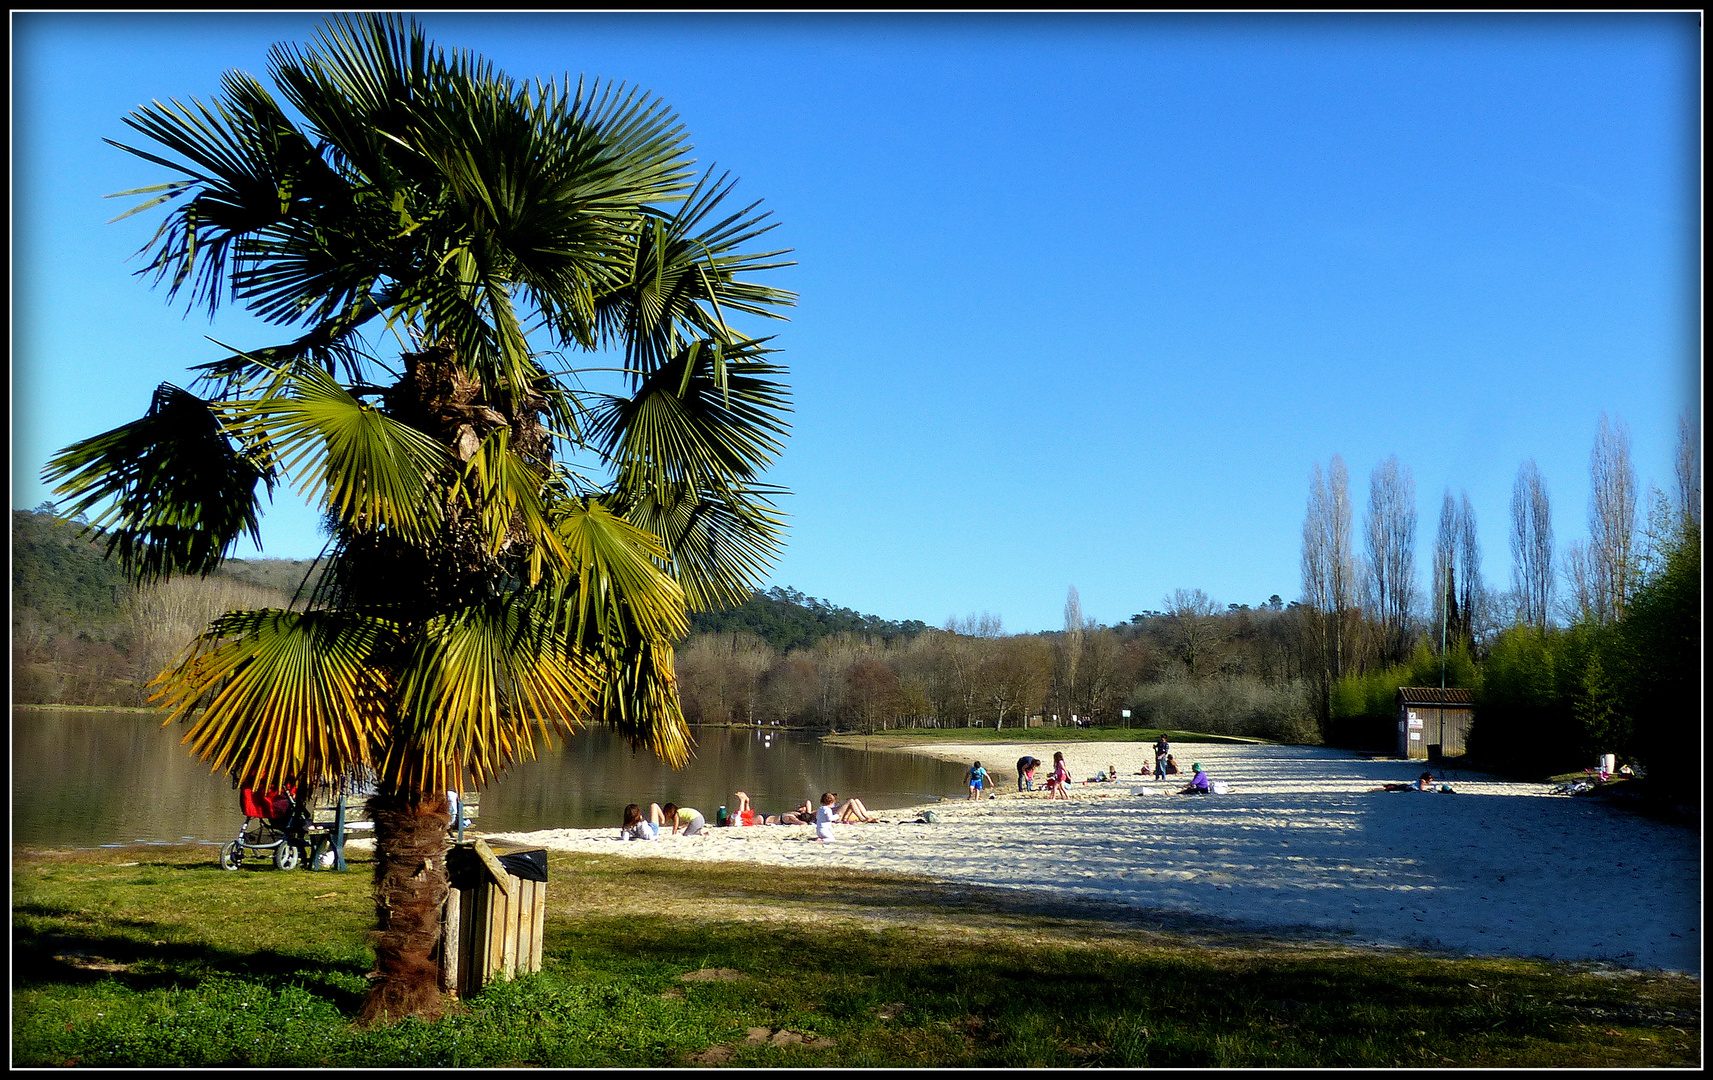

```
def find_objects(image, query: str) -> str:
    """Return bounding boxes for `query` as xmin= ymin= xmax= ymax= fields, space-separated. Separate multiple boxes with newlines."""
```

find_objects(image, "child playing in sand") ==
xmin=1046 ymin=752 xmax=1071 ymax=800
xmin=967 ymin=761 xmax=989 ymax=799
xmin=813 ymin=792 xmax=837 ymax=841
xmin=650 ymin=802 xmax=706 ymax=836
xmin=619 ymin=803 xmax=659 ymax=840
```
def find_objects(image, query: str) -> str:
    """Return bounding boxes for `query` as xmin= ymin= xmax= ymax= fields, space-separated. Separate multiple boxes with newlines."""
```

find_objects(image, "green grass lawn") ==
xmin=12 ymin=845 xmax=1699 ymax=1067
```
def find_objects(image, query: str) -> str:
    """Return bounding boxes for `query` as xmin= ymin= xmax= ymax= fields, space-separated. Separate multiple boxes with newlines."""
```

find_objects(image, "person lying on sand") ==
xmin=837 ymin=796 xmax=881 ymax=823
xmin=1371 ymin=772 xmax=1448 ymax=793
xmin=731 ymin=791 xmax=763 ymax=825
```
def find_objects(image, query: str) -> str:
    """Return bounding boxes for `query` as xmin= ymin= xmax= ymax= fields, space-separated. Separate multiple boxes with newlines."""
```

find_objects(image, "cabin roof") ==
xmin=1396 ymin=686 xmax=1475 ymax=706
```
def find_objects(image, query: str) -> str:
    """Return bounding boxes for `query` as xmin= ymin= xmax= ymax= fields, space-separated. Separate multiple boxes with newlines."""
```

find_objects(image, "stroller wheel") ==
xmin=219 ymin=840 xmax=244 ymax=871
xmin=273 ymin=842 xmax=302 ymax=871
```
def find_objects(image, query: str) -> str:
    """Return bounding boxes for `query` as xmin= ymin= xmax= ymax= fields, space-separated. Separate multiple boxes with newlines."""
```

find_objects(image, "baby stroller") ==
xmin=219 ymin=786 xmax=312 ymax=871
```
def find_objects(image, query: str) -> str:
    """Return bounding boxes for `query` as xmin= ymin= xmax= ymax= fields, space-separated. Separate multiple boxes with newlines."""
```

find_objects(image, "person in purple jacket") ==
xmin=1178 ymin=762 xmax=1211 ymax=795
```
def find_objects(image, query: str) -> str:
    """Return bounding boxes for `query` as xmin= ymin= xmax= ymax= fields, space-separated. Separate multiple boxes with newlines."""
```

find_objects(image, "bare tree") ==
xmin=987 ymin=635 xmax=1052 ymax=727
xmin=724 ymin=633 xmax=776 ymax=725
xmin=1509 ymin=459 xmax=1554 ymax=630
xmin=1676 ymin=412 xmax=1701 ymax=531
xmin=1060 ymin=586 xmax=1085 ymax=721
xmin=1457 ymin=491 xmax=1484 ymax=648
xmin=1163 ymin=587 xmax=1223 ymax=678
xmin=1562 ymin=540 xmax=1597 ymax=624
xmin=1588 ymin=413 xmax=1637 ymax=623
xmin=1432 ymin=490 xmax=1460 ymax=647
xmin=1363 ymin=455 xmax=1417 ymax=665
xmin=126 ymin=576 xmax=292 ymax=687
xmin=1300 ymin=455 xmax=1356 ymax=725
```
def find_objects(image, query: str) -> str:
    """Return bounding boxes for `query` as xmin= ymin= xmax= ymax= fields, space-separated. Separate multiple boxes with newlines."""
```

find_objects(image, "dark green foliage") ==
xmin=1471 ymin=523 xmax=1699 ymax=780
xmin=688 ymin=586 xmax=929 ymax=651
xmin=1615 ymin=523 xmax=1700 ymax=789
xmin=12 ymin=509 xmax=133 ymax=641
xmin=42 ymin=384 xmax=270 ymax=584
xmin=1469 ymin=626 xmax=1572 ymax=775
xmin=1327 ymin=638 xmax=1477 ymax=751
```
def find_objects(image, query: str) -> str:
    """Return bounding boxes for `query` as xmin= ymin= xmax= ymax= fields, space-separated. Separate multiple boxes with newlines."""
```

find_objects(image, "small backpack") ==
xmin=918 ymin=810 xmax=940 ymax=824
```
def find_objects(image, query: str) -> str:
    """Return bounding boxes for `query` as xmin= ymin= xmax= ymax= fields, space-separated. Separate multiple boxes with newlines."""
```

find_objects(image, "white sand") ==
xmin=480 ymin=741 xmax=1701 ymax=974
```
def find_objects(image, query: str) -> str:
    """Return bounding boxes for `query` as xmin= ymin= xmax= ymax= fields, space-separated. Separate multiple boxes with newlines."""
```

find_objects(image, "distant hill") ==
xmin=13 ymin=509 xmax=923 ymax=700
xmin=688 ymin=586 xmax=929 ymax=652
xmin=11 ymin=508 xmax=132 ymax=644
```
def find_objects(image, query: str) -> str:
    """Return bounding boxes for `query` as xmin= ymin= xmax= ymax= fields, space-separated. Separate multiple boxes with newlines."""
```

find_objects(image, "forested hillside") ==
xmin=688 ymin=586 xmax=930 ymax=651
xmin=12 ymin=510 xmax=922 ymax=706
xmin=12 ymin=510 xmax=304 ymax=705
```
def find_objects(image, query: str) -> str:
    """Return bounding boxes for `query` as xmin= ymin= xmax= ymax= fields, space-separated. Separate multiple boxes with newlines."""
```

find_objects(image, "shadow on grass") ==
xmin=12 ymin=903 xmax=370 ymax=1012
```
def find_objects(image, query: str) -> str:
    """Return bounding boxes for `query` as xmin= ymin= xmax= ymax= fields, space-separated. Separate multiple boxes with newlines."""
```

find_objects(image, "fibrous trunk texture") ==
xmin=357 ymin=790 xmax=453 ymax=1026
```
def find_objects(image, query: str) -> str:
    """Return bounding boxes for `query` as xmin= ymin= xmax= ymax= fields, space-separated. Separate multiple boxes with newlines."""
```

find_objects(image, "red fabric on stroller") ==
xmin=241 ymin=787 xmax=294 ymax=821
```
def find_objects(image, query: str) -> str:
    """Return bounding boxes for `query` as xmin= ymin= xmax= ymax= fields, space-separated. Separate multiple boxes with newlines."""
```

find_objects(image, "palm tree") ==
xmin=44 ymin=14 xmax=793 ymax=1025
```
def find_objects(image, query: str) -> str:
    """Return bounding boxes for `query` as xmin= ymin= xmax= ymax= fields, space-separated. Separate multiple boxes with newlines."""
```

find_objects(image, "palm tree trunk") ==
xmin=358 ymin=789 xmax=453 ymax=1026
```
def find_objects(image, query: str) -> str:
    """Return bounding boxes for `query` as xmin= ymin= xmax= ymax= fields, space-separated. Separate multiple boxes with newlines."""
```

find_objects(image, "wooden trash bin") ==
xmin=439 ymin=839 xmax=547 ymax=999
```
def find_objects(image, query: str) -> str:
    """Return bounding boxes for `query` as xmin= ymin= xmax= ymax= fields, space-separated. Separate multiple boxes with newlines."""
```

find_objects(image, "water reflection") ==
xmin=12 ymin=710 xmax=971 ymax=848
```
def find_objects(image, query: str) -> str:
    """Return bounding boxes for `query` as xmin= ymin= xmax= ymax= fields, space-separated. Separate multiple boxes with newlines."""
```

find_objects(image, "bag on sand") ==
xmin=1210 ymin=781 xmax=1229 ymax=795
xmin=917 ymin=810 xmax=940 ymax=824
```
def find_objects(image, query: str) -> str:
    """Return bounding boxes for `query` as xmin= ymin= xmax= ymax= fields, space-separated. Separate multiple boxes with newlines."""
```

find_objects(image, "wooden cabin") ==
xmin=1396 ymin=687 xmax=1474 ymax=760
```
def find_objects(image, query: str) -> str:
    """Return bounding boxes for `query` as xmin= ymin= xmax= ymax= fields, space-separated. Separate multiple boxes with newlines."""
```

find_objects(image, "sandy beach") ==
xmin=475 ymin=740 xmax=1700 ymax=974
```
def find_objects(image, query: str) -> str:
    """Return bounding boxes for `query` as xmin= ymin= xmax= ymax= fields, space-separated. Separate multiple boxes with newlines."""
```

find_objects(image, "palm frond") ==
xmin=588 ymin=337 xmax=792 ymax=494
xmin=618 ymin=479 xmax=789 ymax=613
xmin=386 ymin=594 xmax=599 ymax=792
xmin=591 ymin=169 xmax=796 ymax=379
xmin=592 ymin=634 xmax=692 ymax=769
xmin=457 ymin=427 xmax=566 ymax=582
xmin=233 ymin=365 xmax=450 ymax=543
xmin=547 ymin=496 xmax=689 ymax=646
xmin=42 ymin=384 xmax=270 ymax=583
xmin=150 ymin=608 xmax=394 ymax=790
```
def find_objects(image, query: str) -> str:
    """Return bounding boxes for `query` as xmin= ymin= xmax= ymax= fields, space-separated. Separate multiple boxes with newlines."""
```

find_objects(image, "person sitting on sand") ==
xmin=813 ymin=791 xmax=837 ymax=841
xmin=966 ymin=760 xmax=989 ymax=800
xmin=619 ymin=803 xmax=659 ymax=841
xmin=649 ymin=802 xmax=706 ymax=836
xmin=1017 ymin=756 xmax=1040 ymax=791
xmin=1164 ymin=754 xmax=1180 ymax=776
xmin=1046 ymin=751 xmax=1071 ymax=800
xmin=1178 ymin=763 xmax=1211 ymax=795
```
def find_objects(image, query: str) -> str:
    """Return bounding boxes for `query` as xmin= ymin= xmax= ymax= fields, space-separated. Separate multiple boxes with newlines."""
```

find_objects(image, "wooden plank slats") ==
xmin=439 ymin=844 xmax=546 ymax=998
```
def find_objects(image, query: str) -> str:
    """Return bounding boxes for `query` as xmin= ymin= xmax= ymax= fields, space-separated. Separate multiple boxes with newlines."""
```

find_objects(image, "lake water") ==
xmin=11 ymin=709 xmax=974 ymax=849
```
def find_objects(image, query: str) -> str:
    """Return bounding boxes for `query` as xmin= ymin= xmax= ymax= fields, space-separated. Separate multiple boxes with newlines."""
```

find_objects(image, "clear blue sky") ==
xmin=12 ymin=13 xmax=1701 ymax=633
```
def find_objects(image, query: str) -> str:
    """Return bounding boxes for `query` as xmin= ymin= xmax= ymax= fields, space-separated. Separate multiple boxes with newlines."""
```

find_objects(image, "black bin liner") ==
xmin=495 ymin=848 xmax=548 ymax=883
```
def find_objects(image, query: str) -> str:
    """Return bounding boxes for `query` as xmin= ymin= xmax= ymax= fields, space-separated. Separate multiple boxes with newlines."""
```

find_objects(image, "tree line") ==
xmin=1294 ymin=413 xmax=1700 ymax=784
xmin=17 ymin=410 xmax=1699 ymax=782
